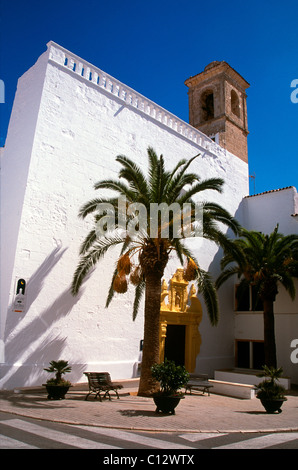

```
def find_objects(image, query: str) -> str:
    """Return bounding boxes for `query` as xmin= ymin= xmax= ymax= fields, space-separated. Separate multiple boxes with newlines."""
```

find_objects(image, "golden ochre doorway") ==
xmin=159 ymin=268 xmax=203 ymax=372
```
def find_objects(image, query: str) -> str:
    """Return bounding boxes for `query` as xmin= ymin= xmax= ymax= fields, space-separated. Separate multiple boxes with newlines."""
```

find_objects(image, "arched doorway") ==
xmin=159 ymin=269 xmax=203 ymax=372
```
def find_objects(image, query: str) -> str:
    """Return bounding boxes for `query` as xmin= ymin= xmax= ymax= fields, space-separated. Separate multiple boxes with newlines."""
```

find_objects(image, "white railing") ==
xmin=47 ymin=41 xmax=225 ymax=157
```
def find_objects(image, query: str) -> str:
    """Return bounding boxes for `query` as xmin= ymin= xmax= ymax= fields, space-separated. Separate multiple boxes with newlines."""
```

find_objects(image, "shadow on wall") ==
xmin=5 ymin=247 xmax=66 ymax=337
xmin=1 ymin=247 xmax=87 ymax=389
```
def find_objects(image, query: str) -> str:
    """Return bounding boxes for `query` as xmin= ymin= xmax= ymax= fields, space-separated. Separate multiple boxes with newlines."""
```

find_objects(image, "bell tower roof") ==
xmin=185 ymin=61 xmax=250 ymax=163
xmin=185 ymin=61 xmax=250 ymax=91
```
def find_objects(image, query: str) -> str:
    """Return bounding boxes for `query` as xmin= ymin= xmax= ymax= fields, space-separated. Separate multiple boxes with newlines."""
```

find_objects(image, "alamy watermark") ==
xmin=290 ymin=79 xmax=298 ymax=103
xmin=95 ymin=196 xmax=203 ymax=240
xmin=290 ymin=339 xmax=298 ymax=364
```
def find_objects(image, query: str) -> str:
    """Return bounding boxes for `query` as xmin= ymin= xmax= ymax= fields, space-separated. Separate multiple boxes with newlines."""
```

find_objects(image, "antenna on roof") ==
xmin=249 ymin=173 xmax=256 ymax=194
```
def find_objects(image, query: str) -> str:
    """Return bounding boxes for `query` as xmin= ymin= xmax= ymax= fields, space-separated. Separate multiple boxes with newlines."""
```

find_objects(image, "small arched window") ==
xmin=201 ymin=90 xmax=214 ymax=121
xmin=231 ymin=89 xmax=240 ymax=117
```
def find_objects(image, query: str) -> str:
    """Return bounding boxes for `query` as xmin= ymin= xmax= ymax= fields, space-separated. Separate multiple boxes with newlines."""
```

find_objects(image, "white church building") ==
xmin=1 ymin=41 xmax=297 ymax=390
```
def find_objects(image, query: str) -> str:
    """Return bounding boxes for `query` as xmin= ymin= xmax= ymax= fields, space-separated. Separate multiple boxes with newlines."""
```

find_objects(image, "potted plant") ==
xmin=43 ymin=360 xmax=72 ymax=400
xmin=151 ymin=359 xmax=189 ymax=414
xmin=255 ymin=365 xmax=287 ymax=413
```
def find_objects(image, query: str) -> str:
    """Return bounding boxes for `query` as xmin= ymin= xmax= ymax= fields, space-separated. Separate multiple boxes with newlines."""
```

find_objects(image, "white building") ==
xmin=0 ymin=42 xmax=297 ymax=389
xmin=235 ymin=187 xmax=298 ymax=382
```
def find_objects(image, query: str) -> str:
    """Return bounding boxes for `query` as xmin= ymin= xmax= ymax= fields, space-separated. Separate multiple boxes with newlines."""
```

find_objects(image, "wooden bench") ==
xmin=185 ymin=373 xmax=213 ymax=396
xmin=84 ymin=372 xmax=123 ymax=401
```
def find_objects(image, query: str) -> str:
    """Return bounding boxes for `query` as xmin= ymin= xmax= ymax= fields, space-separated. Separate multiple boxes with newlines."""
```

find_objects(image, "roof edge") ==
xmin=245 ymin=186 xmax=296 ymax=198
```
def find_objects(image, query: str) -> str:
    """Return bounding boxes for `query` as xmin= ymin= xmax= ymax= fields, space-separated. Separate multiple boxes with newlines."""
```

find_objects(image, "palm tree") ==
xmin=44 ymin=360 xmax=72 ymax=384
xmin=71 ymin=147 xmax=240 ymax=396
xmin=216 ymin=225 xmax=298 ymax=368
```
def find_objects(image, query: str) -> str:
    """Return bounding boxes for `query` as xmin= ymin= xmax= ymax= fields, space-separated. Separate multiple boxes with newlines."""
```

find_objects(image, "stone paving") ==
xmin=0 ymin=383 xmax=297 ymax=433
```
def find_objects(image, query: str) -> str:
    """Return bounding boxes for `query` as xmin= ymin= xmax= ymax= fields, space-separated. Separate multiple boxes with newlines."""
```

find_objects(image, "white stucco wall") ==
xmin=241 ymin=186 xmax=298 ymax=235
xmin=0 ymin=50 xmax=50 ymax=371
xmin=0 ymin=42 xmax=249 ymax=389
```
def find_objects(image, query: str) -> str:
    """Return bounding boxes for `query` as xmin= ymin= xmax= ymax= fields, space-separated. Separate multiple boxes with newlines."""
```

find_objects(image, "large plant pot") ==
xmin=45 ymin=385 xmax=70 ymax=400
xmin=153 ymin=395 xmax=183 ymax=415
xmin=260 ymin=398 xmax=286 ymax=414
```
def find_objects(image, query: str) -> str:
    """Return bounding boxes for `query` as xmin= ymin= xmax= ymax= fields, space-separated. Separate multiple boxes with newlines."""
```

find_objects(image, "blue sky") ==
xmin=0 ymin=0 xmax=297 ymax=195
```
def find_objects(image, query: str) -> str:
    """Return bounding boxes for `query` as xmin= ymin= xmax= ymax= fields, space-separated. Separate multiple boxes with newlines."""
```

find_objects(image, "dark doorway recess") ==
xmin=236 ymin=340 xmax=265 ymax=369
xmin=164 ymin=325 xmax=186 ymax=366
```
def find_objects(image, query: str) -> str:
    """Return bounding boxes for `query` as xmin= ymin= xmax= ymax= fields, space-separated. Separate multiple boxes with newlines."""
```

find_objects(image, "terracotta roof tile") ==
xmin=244 ymin=186 xmax=295 ymax=198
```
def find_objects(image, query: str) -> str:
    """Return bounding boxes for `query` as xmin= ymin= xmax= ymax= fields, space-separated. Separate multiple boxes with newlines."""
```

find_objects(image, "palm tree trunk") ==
xmin=137 ymin=271 xmax=162 ymax=397
xmin=263 ymin=299 xmax=277 ymax=368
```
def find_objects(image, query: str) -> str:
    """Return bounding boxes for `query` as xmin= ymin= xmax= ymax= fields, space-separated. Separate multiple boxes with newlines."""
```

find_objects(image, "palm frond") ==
xmin=149 ymin=152 xmax=170 ymax=203
xmin=147 ymin=146 xmax=159 ymax=180
xmin=216 ymin=265 xmax=240 ymax=289
xmin=132 ymin=281 xmax=146 ymax=320
xmin=105 ymin=266 xmax=119 ymax=308
xmin=94 ymin=179 xmax=136 ymax=201
xmin=78 ymin=197 xmax=119 ymax=219
xmin=202 ymin=201 xmax=241 ymax=236
xmin=71 ymin=235 xmax=125 ymax=295
xmin=79 ymin=229 xmax=97 ymax=255
xmin=178 ymin=178 xmax=224 ymax=204
xmin=165 ymin=154 xmax=200 ymax=201
xmin=197 ymin=268 xmax=219 ymax=326
xmin=167 ymin=173 xmax=199 ymax=204
xmin=280 ymin=271 xmax=296 ymax=300
xmin=116 ymin=154 xmax=149 ymax=204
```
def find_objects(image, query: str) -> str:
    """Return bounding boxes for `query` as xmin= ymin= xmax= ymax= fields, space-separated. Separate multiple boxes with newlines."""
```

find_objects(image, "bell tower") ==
xmin=185 ymin=61 xmax=250 ymax=163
